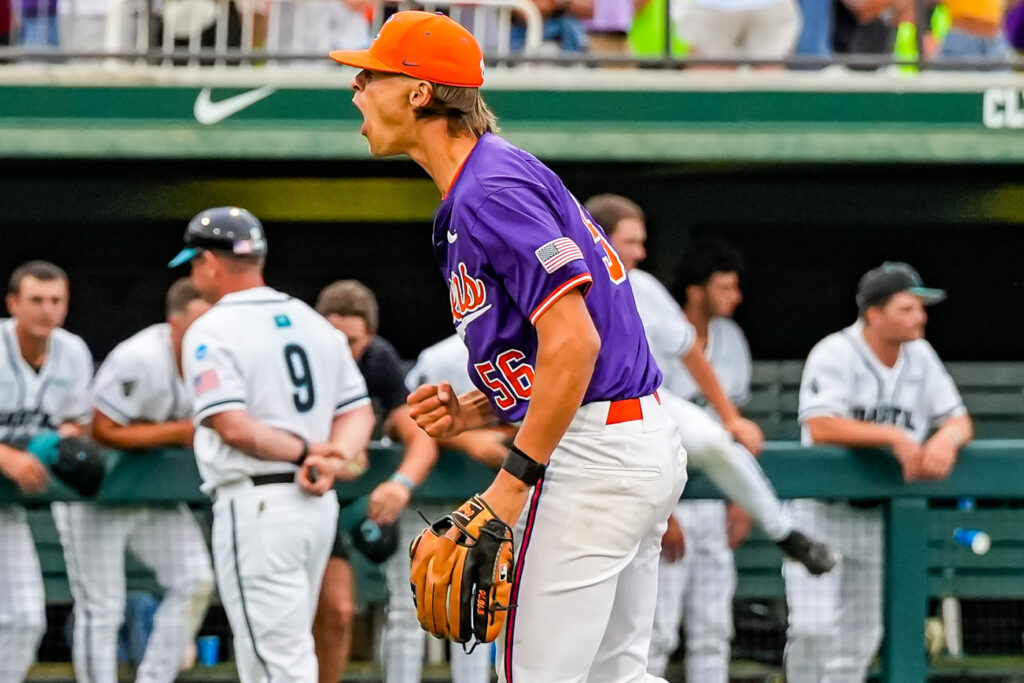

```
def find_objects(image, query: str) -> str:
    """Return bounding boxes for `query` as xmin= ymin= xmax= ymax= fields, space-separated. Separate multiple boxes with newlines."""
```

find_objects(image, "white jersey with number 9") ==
xmin=182 ymin=286 xmax=370 ymax=493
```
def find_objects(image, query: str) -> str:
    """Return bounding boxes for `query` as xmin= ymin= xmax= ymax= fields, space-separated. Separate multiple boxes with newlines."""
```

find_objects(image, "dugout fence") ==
xmin=8 ymin=439 xmax=1024 ymax=682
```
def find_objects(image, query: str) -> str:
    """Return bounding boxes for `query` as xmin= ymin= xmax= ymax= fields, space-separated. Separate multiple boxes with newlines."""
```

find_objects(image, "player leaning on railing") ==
xmin=0 ymin=260 xmax=92 ymax=682
xmin=786 ymin=261 xmax=973 ymax=683
xmin=62 ymin=278 xmax=216 ymax=683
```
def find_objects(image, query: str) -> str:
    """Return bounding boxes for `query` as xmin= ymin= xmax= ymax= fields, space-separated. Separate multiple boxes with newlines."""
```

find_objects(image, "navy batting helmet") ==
xmin=169 ymin=206 xmax=268 ymax=268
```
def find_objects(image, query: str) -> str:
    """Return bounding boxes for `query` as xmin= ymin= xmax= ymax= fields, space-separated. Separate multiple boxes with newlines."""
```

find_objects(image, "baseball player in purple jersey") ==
xmin=330 ymin=11 xmax=688 ymax=682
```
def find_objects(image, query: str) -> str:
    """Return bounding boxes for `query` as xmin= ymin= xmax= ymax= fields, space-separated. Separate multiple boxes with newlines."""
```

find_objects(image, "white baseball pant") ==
xmin=382 ymin=505 xmax=492 ymax=683
xmin=0 ymin=505 xmax=47 ymax=683
xmin=783 ymin=499 xmax=883 ymax=683
xmin=51 ymin=502 xmax=215 ymax=683
xmin=648 ymin=500 xmax=735 ymax=683
xmin=659 ymin=390 xmax=792 ymax=541
xmin=211 ymin=482 xmax=338 ymax=683
xmin=496 ymin=394 xmax=687 ymax=683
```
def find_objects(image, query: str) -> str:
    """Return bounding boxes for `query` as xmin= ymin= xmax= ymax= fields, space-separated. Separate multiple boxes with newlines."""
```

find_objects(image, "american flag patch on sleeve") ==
xmin=194 ymin=368 xmax=220 ymax=396
xmin=535 ymin=237 xmax=584 ymax=274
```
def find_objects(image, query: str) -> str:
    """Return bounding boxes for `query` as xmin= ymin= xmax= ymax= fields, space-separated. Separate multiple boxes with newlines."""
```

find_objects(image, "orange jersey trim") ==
xmin=528 ymin=273 xmax=593 ymax=326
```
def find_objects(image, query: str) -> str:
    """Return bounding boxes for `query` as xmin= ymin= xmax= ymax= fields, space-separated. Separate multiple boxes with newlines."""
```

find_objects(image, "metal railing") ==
xmin=1 ymin=0 xmax=544 ymax=65
xmin=0 ymin=0 xmax=1019 ymax=71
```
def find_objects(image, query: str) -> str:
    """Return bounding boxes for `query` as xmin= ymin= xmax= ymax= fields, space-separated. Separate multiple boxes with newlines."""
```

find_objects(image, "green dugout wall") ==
xmin=3 ymin=69 xmax=1024 ymax=162
xmin=1 ymin=69 xmax=1022 ymax=361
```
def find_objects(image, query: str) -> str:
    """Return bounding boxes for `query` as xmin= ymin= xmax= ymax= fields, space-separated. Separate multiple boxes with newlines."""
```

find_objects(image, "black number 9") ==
xmin=284 ymin=344 xmax=315 ymax=413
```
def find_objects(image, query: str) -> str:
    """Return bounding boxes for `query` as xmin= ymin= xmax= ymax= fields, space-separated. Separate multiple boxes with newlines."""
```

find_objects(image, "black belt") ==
xmin=826 ymin=498 xmax=884 ymax=509
xmin=251 ymin=472 xmax=296 ymax=486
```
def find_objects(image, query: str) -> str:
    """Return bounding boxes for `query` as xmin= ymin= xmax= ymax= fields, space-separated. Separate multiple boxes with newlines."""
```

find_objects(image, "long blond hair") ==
xmin=416 ymin=83 xmax=498 ymax=137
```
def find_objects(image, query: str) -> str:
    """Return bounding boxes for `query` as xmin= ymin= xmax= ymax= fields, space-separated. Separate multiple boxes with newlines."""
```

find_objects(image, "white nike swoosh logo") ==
xmin=194 ymin=86 xmax=277 ymax=125
xmin=455 ymin=304 xmax=492 ymax=338
xmin=447 ymin=231 xmax=458 ymax=243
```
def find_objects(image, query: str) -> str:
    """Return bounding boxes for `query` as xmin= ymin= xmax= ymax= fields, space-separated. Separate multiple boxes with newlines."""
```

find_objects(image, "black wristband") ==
xmin=501 ymin=445 xmax=546 ymax=486
xmin=295 ymin=438 xmax=310 ymax=466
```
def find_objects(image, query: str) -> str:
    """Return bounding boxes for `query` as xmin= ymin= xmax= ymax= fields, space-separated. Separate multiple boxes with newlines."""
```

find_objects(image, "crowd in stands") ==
xmin=0 ymin=0 xmax=1018 ymax=65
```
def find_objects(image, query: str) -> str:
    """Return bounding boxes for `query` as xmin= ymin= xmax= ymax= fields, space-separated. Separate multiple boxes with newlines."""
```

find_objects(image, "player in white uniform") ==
xmin=170 ymin=207 xmax=376 ymax=683
xmin=584 ymin=195 xmax=835 ymax=680
xmin=0 ymin=261 xmax=93 ymax=682
xmin=787 ymin=262 xmax=973 ymax=683
xmin=52 ymin=279 xmax=216 ymax=683
xmin=649 ymin=240 xmax=756 ymax=683
xmin=380 ymin=333 xmax=508 ymax=683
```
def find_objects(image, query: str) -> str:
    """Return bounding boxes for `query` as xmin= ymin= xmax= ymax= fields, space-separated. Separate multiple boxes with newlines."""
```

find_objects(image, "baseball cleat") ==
xmin=777 ymin=530 xmax=838 ymax=576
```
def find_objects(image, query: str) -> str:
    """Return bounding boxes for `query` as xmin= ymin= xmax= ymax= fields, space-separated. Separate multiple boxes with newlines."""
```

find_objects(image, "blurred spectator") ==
xmin=939 ymin=0 xmax=1010 ymax=59
xmin=1005 ymin=0 xmax=1024 ymax=49
xmin=20 ymin=0 xmax=60 ymax=47
xmin=794 ymin=0 xmax=833 ymax=59
xmin=160 ymin=0 xmax=247 ymax=66
xmin=270 ymin=0 xmax=371 ymax=62
xmin=833 ymin=0 xmax=909 ymax=61
xmin=159 ymin=0 xmax=221 ymax=47
xmin=511 ymin=0 xmax=592 ymax=53
xmin=1 ymin=0 xmax=10 ymax=47
xmin=628 ymin=0 xmax=690 ymax=57
xmin=56 ymin=0 xmax=249 ymax=62
xmin=672 ymin=0 xmax=803 ymax=64
xmin=585 ymin=0 xmax=631 ymax=54
xmin=59 ymin=0 xmax=109 ymax=52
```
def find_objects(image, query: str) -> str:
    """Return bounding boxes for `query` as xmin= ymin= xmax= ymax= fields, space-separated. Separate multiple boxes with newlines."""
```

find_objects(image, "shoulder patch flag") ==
xmin=194 ymin=368 xmax=220 ymax=396
xmin=535 ymin=237 xmax=584 ymax=274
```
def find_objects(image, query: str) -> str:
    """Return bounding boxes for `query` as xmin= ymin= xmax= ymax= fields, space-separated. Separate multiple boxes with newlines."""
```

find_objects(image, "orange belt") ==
xmin=605 ymin=392 xmax=660 ymax=425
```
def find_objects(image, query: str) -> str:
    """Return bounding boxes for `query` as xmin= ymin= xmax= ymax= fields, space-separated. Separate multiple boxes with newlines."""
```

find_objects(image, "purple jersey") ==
xmin=433 ymin=133 xmax=661 ymax=422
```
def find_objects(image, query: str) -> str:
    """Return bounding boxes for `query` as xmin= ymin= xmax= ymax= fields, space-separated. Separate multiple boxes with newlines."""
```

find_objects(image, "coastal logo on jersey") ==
xmin=449 ymin=262 xmax=491 ymax=334
xmin=195 ymin=345 xmax=208 ymax=361
xmin=274 ymin=314 xmax=291 ymax=328
xmin=194 ymin=368 xmax=220 ymax=396
xmin=535 ymin=237 xmax=583 ymax=274
xmin=852 ymin=404 xmax=916 ymax=431
xmin=0 ymin=409 xmax=57 ymax=430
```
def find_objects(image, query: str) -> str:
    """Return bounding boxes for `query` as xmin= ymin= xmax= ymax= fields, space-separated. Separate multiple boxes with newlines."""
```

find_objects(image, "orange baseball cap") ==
xmin=329 ymin=11 xmax=484 ymax=88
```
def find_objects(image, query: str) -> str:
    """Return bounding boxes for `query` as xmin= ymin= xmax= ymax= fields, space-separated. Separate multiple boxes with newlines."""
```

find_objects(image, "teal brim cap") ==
xmin=907 ymin=286 xmax=946 ymax=305
xmin=856 ymin=262 xmax=946 ymax=310
xmin=168 ymin=247 xmax=200 ymax=268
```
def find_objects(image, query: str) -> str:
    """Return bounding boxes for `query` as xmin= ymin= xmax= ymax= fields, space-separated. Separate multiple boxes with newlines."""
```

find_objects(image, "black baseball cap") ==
xmin=168 ymin=206 xmax=268 ymax=268
xmin=855 ymin=262 xmax=946 ymax=311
